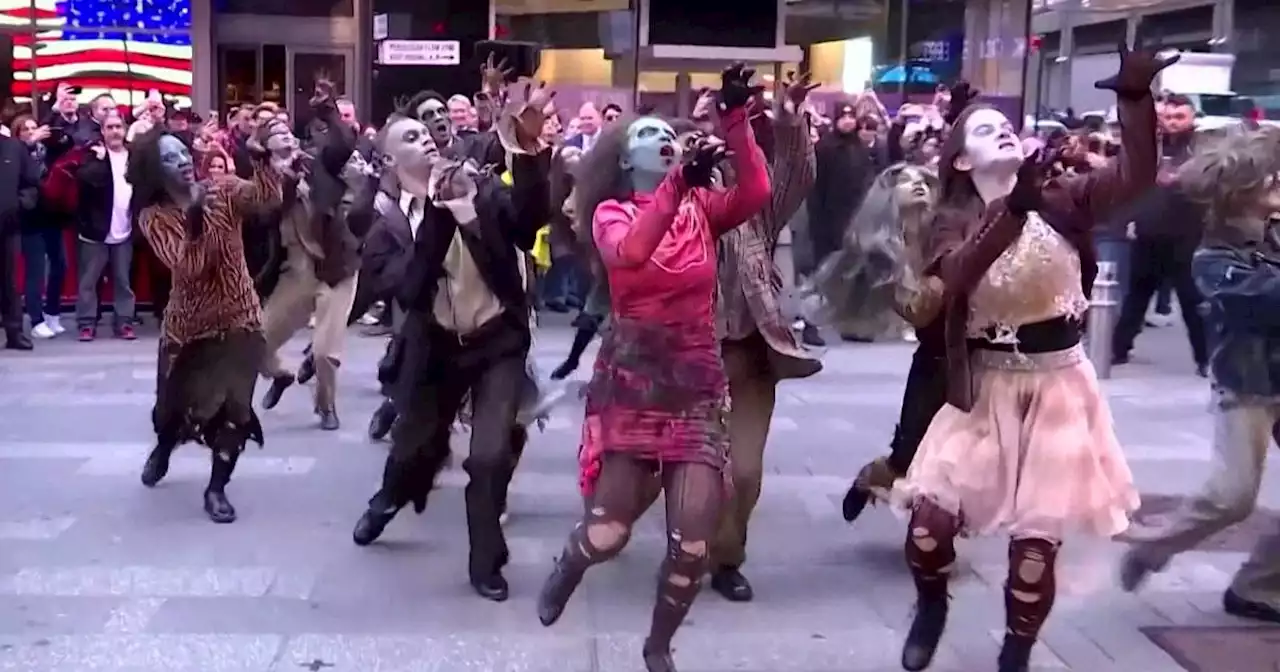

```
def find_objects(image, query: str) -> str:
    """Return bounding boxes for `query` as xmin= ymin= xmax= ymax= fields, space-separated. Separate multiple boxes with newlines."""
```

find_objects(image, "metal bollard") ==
xmin=1086 ymin=260 xmax=1121 ymax=379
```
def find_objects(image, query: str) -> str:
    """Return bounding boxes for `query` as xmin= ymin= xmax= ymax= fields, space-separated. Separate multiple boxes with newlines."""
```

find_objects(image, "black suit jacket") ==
xmin=399 ymin=149 xmax=552 ymax=325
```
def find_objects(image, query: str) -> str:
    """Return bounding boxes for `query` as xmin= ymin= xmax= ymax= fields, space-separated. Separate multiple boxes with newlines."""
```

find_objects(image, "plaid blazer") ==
xmin=717 ymin=108 xmax=822 ymax=381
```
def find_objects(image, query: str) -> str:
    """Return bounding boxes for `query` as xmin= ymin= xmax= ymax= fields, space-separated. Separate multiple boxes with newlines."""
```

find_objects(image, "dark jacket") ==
xmin=301 ymin=99 xmax=372 ymax=286
xmin=807 ymin=131 xmax=878 ymax=262
xmin=0 ymin=137 xmax=42 ymax=236
xmin=1193 ymin=238 xmax=1280 ymax=400
xmin=399 ymin=149 xmax=552 ymax=323
xmin=361 ymin=185 xmax=416 ymax=299
xmin=74 ymin=147 xmax=132 ymax=243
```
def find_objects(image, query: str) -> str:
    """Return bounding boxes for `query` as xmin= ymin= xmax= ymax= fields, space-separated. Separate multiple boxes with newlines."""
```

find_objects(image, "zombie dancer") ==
xmin=820 ymin=84 xmax=976 ymax=523
xmin=535 ymin=63 xmax=770 ymax=672
xmin=349 ymin=81 xmax=554 ymax=602
xmin=257 ymin=83 xmax=378 ymax=430
xmin=129 ymin=122 xmax=285 ymax=524
xmin=802 ymin=162 xmax=942 ymax=520
xmin=892 ymin=45 xmax=1166 ymax=671
xmin=1120 ymin=127 xmax=1280 ymax=624
xmin=707 ymin=71 xmax=821 ymax=602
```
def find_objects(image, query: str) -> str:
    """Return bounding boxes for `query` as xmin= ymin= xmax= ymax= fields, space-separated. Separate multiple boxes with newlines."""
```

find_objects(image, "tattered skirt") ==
xmin=577 ymin=319 xmax=730 ymax=497
xmin=893 ymin=344 xmax=1139 ymax=540
xmin=153 ymin=329 xmax=266 ymax=448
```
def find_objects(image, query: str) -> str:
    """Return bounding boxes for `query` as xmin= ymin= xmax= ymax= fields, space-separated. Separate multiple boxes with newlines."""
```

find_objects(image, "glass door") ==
xmin=287 ymin=47 xmax=353 ymax=114
xmin=218 ymin=45 xmax=260 ymax=114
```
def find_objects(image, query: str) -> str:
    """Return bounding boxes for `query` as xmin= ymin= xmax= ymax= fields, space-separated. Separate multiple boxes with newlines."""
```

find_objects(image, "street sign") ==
xmin=377 ymin=40 xmax=461 ymax=66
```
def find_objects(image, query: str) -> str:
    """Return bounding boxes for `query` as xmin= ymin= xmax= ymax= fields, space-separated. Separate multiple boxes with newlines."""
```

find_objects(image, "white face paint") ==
xmin=381 ymin=116 xmax=440 ymax=177
xmin=957 ymin=108 xmax=1022 ymax=173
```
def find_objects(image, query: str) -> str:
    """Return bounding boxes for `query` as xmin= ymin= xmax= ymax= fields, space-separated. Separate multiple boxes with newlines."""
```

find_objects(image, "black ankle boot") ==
xmin=368 ymin=400 xmax=397 ymax=440
xmin=140 ymin=444 xmax=175 ymax=487
xmin=297 ymin=350 xmax=316 ymax=384
xmin=710 ymin=566 xmax=754 ymax=602
xmin=997 ymin=633 xmax=1034 ymax=672
xmin=352 ymin=508 xmax=396 ymax=546
xmin=642 ymin=639 xmax=677 ymax=672
xmin=901 ymin=595 xmax=948 ymax=671
xmin=261 ymin=373 xmax=295 ymax=410
xmin=537 ymin=553 xmax=586 ymax=626
xmin=203 ymin=454 xmax=238 ymax=523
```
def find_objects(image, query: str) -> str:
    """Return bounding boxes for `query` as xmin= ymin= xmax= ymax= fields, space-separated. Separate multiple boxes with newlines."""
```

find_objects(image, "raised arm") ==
xmin=702 ymin=107 xmax=770 ymax=236
xmin=764 ymin=100 xmax=816 ymax=238
xmin=593 ymin=176 xmax=684 ymax=268
xmin=1043 ymin=45 xmax=1169 ymax=224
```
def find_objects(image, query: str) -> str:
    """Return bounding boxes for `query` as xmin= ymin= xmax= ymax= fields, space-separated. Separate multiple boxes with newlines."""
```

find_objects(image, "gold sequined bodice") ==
xmin=967 ymin=213 xmax=1088 ymax=342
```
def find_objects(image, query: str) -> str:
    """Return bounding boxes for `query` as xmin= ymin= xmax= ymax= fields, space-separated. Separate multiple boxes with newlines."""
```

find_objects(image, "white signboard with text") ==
xmin=377 ymin=40 xmax=461 ymax=66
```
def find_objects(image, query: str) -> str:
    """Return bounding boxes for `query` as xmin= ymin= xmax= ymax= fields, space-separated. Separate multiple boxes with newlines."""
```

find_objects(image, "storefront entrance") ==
xmin=213 ymin=13 xmax=359 ymax=114
xmin=216 ymin=43 xmax=354 ymax=114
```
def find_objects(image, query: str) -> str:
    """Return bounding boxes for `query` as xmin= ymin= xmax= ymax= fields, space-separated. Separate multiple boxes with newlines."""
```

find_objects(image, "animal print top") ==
xmin=139 ymin=162 xmax=284 ymax=345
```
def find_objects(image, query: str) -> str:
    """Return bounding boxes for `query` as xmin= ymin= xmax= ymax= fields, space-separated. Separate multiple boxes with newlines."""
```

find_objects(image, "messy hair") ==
xmin=802 ymin=163 xmax=939 ymax=337
xmin=571 ymin=114 xmax=642 ymax=304
xmin=125 ymin=126 xmax=178 ymax=212
xmin=1178 ymin=126 xmax=1280 ymax=234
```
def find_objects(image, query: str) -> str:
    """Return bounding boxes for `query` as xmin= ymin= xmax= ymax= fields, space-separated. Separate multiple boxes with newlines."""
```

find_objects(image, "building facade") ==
xmin=4 ymin=0 xmax=1060 ymax=123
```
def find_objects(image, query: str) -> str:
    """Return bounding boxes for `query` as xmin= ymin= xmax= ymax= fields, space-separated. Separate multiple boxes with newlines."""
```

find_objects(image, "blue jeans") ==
xmin=1096 ymin=239 xmax=1131 ymax=305
xmin=20 ymin=227 xmax=66 ymax=325
xmin=541 ymin=256 xmax=586 ymax=309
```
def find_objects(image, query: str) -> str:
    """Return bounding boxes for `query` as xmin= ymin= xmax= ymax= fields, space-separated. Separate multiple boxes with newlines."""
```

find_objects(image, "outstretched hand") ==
xmin=509 ymin=78 xmax=555 ymax=149
xmin=784 ymin=71 xmax=820 ymax=109
xmin=480 ymin=53 xmax=513 ymax=96
xmin=718 ymin=62 xmax=764 ymax=113
xmin=1007 ymin=147 xmax=1057 ymax=216
xmin=942 ymin=81 xmax=979 ymax=128
xmin=1094 ymin=42 xmax=1179 ymax=100
xmin=682 ymin=136 xmax=729 ymax=188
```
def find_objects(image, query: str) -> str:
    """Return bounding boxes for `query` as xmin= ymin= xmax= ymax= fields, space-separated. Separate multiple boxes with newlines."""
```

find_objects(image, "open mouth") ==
xmin=179 ymin=165 xmax=195 ymax=180
xmin=659 ymin=145 xmax=675 ymax=158
xmin=998 ymin=140 xmax=1017 ymax=151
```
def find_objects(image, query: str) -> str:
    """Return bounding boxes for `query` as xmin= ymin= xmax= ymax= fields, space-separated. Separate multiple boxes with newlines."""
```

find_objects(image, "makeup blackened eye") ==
xmin=973 ymin=124 xmax=995 ymax=136
xmin=403 ymin=130 xmax=419 ymax=143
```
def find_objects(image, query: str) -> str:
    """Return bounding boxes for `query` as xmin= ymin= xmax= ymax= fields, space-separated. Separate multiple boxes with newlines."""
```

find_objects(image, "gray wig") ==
xmin=1179 ymin=126 xmax=1280 ymax=236
xmin=801 ymin=163 xmax=939 ymax=339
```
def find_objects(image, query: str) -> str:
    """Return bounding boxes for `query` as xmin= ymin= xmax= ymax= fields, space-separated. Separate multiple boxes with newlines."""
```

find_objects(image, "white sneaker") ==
xmin=44 ymin=314 xmax=64 ymax=335
xmin=903 ymin=328 xmax=918 ymax=343
xmin=30 ymin=322 xmax=56 ymax=339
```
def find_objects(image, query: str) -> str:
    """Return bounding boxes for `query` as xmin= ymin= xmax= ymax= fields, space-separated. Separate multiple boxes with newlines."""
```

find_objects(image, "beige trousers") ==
xmin=260 ymin=254 xmax=357 ymax=410
xmin=711 ymin=332 xmax=778 ymax=569
xmin=1128 ymin=399 xmax=1280 ymax=606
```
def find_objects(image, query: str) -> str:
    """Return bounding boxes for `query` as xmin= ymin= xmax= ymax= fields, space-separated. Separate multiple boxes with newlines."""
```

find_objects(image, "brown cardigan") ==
xmin=927 ymin=95 xmax=1158 ymax=413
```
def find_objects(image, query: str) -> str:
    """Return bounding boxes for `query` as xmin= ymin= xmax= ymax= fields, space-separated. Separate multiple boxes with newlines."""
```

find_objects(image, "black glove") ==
xmin=1007 ymin=148 xmax=1054 ymax=216
xmin=943 ymin=81 xmax=980 ymax=128
xmin=717 ymin=62 xmax=764 ymax=112
xmin=1094 ymin=42 xmax=1179 ymax=101
xmin=681 ymin=137 xmax=728 ymax=188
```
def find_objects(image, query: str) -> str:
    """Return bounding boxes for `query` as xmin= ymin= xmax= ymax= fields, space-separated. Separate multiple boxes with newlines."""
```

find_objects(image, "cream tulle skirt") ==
xmin=893 ymin=345 xmax=1139 ymax=540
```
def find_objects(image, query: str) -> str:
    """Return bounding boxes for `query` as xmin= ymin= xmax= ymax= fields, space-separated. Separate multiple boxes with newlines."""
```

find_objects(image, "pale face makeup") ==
xmin=957 ymin=108 xmax=1023 ymax=173
xmin=158 ymin=134 xmax=195 ymax=186
xmin=621 ymin=117 xmax=681 ymax=175
xmin=893 ymin=166 xmax=934 ymax=208
xmin=264 ymin=120 xmax=297 ymax=157
xmin=382 ymin=116 xmax=440 ymax=176
xmin=415 ymin=98 xmax=452 ymax=146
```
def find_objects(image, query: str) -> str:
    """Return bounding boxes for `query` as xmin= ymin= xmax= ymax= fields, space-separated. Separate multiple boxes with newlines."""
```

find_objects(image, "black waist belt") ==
xmin=968 ymin=315 xmax=1081 ymax=353
xmin=426 ymin=313 xmax=513 ymax=347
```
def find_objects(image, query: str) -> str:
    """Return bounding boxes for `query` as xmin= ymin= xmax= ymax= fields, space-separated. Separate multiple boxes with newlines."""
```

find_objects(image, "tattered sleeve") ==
xmin=701 ymin=108 xmax=771 ymax=236
xmin=763 ymin=107 xmax=816 ymax=238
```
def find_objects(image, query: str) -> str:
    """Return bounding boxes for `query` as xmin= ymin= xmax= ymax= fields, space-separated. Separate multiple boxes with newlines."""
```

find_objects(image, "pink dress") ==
xmin=578 ymin=108 xmax=769 ymax=496
xmin=893 ymin=214 xmax=1139 ymax=540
